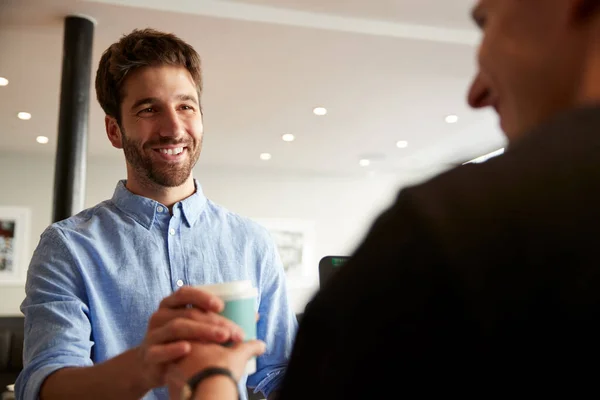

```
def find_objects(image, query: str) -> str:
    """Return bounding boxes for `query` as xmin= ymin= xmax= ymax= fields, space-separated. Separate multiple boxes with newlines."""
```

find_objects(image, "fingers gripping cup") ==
xmin=198 ymin=280 xmax=259 ymax=375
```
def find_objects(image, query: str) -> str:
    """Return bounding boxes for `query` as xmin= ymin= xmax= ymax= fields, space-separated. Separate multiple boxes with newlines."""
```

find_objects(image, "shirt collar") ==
xmin=111 ymin=179 xmax=207 ymax=230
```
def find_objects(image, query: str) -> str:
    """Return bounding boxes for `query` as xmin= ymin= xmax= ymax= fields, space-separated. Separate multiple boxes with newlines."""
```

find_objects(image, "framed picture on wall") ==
xmin=254 ymin=218 xmax=317 ymax=289
xmin=0 ymin=206 xmax=31 ymax=284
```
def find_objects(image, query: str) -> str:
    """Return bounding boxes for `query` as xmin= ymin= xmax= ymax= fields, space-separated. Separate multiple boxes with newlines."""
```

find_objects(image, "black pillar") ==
xmin=53 ymin=15 xmax=95 ymax=223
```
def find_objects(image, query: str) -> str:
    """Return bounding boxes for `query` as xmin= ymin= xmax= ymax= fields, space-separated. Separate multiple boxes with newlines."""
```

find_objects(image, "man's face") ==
xmin=468 ymin=0 xmax=588 ymax=141
xmin=111 ymin=65 xmax=203 ymax=187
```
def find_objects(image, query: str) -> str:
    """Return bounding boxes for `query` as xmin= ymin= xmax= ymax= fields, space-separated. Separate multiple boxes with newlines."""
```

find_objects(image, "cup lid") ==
xmin=199 ymin=280 xmax=257 ymax=298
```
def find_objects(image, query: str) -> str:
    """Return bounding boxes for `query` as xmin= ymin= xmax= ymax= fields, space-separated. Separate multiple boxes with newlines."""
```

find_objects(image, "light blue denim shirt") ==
xmin=16 ymin=180 xmax=297 ymax=400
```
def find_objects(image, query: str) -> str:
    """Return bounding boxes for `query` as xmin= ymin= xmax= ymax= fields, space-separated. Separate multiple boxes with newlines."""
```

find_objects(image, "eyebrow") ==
xmin=130 ymin=94 xmax=199 ymax=112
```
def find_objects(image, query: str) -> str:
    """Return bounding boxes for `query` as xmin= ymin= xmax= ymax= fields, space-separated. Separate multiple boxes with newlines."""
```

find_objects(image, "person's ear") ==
xmin=106 ymin=116 xmax=123 ymax=149
xmin=570 ymin=0 xmax=600 ymax=23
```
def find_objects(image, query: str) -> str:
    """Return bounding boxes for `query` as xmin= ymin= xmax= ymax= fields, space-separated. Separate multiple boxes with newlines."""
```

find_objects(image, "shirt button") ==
xmin=156 ymin=206 xmax=164 ymax=213
xmin=176 ymin=280 xmax=184 ymax=287
xmin=169 ymin=228 xmax=176 ymax=236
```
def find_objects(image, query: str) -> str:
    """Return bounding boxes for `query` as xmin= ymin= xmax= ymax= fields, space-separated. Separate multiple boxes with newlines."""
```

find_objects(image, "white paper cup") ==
xmin=197 ymin=280 xmax=259 ymax=375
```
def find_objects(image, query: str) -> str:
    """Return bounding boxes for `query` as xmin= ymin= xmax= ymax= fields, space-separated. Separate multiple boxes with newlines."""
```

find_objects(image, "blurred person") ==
xmin=165 ymin=0 xmax=600 ymax=398
xmin=15 ymin=29 xmax=296 ymax=400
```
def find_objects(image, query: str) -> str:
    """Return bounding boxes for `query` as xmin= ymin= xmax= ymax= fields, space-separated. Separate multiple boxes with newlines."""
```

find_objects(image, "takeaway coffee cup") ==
xmin=197 ymin=280 xmax=259 ymax=375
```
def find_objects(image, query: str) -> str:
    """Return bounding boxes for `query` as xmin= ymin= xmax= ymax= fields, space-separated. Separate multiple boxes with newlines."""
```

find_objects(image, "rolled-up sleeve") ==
xmin=247 ymin=230 xmax=298 ymax=397
xmin=15 ymin=227 xmax=94 ymax=400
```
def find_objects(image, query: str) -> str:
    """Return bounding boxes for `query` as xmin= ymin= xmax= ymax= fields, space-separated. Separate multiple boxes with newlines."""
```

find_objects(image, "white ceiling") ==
xmin=224 ymin=0 xmax=477 ymax=30
xmin=0 ymin=0 xmax=504 ymax=176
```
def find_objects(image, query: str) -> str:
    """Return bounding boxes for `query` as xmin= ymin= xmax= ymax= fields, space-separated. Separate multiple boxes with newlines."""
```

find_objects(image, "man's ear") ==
xmin=571 ymin=0 xmax=600 ymax=23
xmin=105 ymin=116 xmax=123 ymax=149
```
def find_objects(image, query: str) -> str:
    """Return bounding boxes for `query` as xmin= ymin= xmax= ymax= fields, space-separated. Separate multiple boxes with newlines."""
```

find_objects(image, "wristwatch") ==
xmin=180 ymin=367 xmax=240 ymax=400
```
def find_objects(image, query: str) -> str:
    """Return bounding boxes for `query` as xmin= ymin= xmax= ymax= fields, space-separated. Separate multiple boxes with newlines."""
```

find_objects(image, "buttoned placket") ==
xmin=157 ymin=204 xmax=187 ymax=291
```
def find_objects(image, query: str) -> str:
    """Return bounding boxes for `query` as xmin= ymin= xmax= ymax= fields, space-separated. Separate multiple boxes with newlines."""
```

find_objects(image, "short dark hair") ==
xmin=95 ymin=28 xmax=202 ymax=122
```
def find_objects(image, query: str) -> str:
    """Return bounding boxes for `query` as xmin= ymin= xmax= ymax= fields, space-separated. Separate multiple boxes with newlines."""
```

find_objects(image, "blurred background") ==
xmin=0 ymin=0 xmax=505 ymax=314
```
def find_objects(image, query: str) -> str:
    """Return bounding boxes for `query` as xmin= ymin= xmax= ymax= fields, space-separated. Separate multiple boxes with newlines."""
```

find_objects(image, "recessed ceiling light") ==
xmin=359 ymin=159 xmax=370 ymax=167
xmin=396 ymin=140 xmax=409 ymax=149
xmin=18 ymin=112 xmax=32 ymax=120
xmin=260 ymin=153 xmax=272 ymax=161
xmin=313 ymin=107 xmax=327 ymax=116
xmin=36 ymin=136 xmax=49 ymax=144
xmin=445 ymin=114 xmax=459 ymax=124
xmin=0 ymin=77 xmax=8 ymax=86
xmin=282 ymin=134 xmax=295 ymax=142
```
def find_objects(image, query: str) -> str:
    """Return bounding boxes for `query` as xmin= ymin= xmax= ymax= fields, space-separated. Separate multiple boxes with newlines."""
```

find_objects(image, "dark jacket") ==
xmin=279 ymin=105 xmax=600 ymax=398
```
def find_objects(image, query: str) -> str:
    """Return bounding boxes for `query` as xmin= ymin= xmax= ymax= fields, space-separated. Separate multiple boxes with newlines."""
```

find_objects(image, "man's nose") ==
xmin=158 ymin=109 xmax=184 ymax=138
xmin=467 ymin=71 xmax=493 ymax=109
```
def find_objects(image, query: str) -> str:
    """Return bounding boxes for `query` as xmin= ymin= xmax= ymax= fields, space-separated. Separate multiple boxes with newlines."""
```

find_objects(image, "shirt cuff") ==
xmin=253 ymin=367 xmax=286 ymax=398
xmin=16 ymin=357 xmax=91 ymax=400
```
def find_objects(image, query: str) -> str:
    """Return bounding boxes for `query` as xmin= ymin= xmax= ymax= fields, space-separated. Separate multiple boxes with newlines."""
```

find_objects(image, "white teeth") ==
xmin=159 ymin=147 xmax=184 ymax=155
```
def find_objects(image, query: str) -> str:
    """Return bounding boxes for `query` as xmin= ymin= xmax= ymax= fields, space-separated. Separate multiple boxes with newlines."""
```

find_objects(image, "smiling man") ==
xmin=15 ymin=29 xmax=297 ymax=400
xmin=157 ymin=0 xmax=600 ymax=398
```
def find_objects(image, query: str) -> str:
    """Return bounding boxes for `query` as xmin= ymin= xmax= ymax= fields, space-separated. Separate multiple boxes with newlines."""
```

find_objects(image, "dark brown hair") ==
xmin=95 ymin=28 xmax=202 ymax=123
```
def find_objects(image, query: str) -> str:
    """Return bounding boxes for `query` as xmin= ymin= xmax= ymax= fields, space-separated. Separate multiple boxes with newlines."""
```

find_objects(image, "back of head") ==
xmin=95 ymin=28 xmax=202 ymax=124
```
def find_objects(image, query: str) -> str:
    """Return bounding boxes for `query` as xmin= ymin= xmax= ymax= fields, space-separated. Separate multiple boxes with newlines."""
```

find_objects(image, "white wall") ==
xmin=0 ymin=152 xmax=438 ymax=315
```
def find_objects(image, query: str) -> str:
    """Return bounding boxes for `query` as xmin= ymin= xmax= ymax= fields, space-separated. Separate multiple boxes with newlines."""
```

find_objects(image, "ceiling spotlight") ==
xmin=282 ymin=134 xmax=295 ymax=142
xmin=313 ymin=107 xmax=327 ymax=116
xmin=445 ymin=114 xmax=459 ymax=124
xmin=0 ymin=77 xmax=8 ymax=86
xmin=359 ymin=159 xmax=370 ymax=167
xmin=396 ymin=140 xmax=409 ymax=149
xmin=18 ymin=112 xmax=32 ymax=120
xmin=260 ymin=153 xmax=272 ymax=161
xmin=36 ymin=136 xmax=49 ymax=144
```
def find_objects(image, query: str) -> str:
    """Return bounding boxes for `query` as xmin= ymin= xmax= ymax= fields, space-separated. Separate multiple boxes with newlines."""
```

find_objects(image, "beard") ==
xmin=121 ymin=128 xmax=201 ymax=188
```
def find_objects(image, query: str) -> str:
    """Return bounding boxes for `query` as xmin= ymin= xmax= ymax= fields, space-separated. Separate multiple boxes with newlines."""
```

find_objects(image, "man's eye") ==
xmin=137 ymin=108 xmax=155 ymax=115
xmin=180 ymin=105 xmax=194 ymax=111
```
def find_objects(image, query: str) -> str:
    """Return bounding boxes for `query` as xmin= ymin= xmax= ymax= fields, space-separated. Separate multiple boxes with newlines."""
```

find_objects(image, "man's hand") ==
xmin=166 ymin=340 xmax=267 ymax=399
xmin=135 ymin=287 xmax=246 ymax=393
